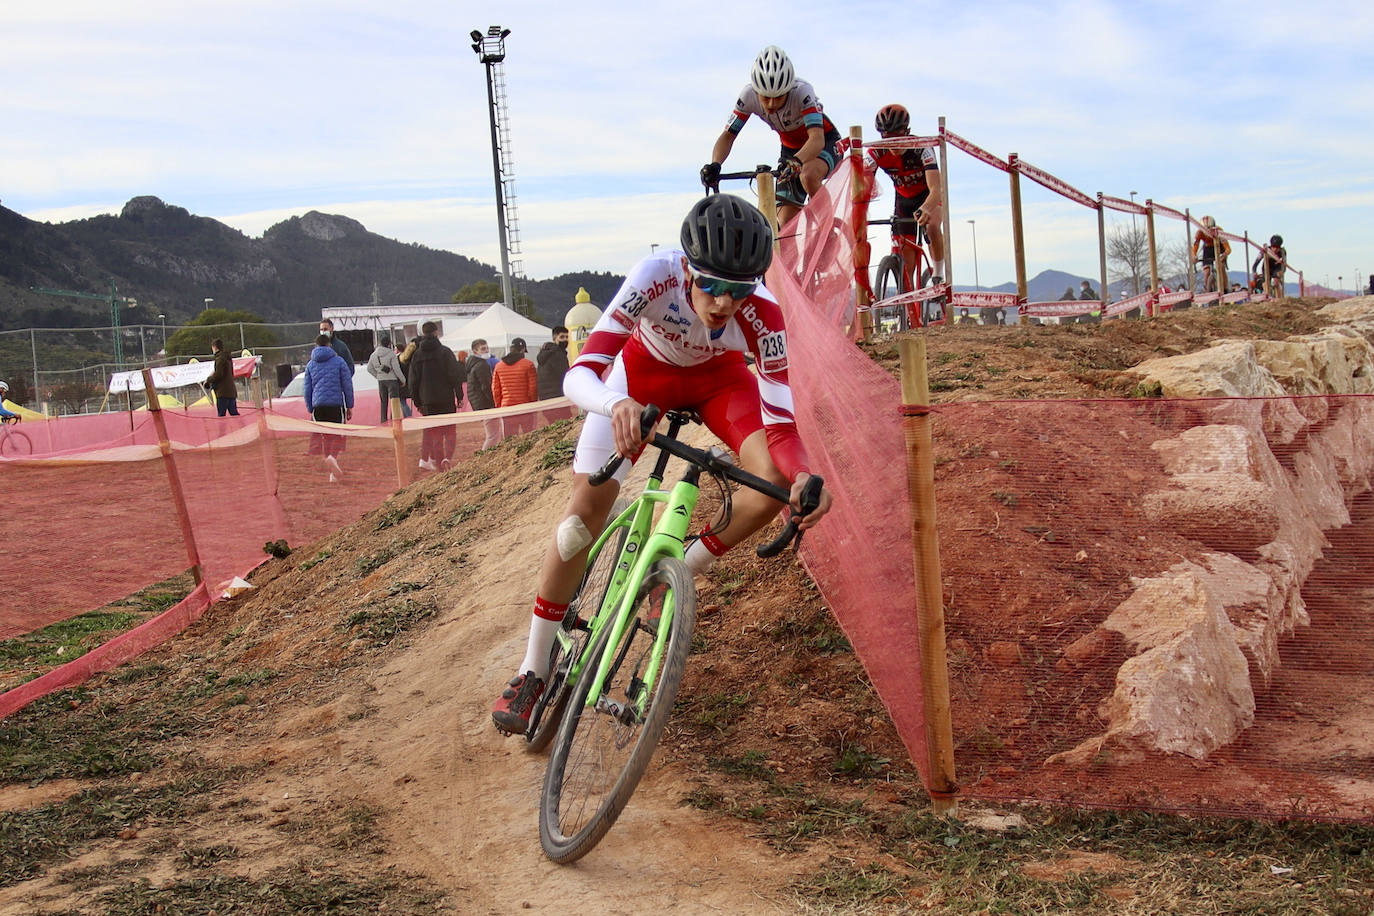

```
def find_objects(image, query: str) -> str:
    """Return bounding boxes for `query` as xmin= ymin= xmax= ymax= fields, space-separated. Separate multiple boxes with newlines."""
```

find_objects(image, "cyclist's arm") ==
xmin=794 ymin=124 xmax=825 ymax=167
xmin=0 ymin=405 xmax=17 ymax=421
xmin=710 ymin=124 xmax=740 ymax=167
xmin=918 ymin=166 xmax=943 ymax=226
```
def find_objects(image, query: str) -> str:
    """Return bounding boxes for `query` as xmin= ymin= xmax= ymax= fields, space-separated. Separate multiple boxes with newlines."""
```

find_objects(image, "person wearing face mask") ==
xmin=465 ymin=338 xmax=501 ymax=449
xmin=317 ymin=318 xmax=354 ymax=369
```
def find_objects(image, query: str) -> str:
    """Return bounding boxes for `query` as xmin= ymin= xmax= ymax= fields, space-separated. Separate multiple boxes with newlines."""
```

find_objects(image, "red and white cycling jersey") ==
xmin=726 ymin=80 xmax=836 ymax=149
xmin=567 ymin=250 xmax=808 ymax=480
xmin=864 ymin=145 xmax=939 ymax=198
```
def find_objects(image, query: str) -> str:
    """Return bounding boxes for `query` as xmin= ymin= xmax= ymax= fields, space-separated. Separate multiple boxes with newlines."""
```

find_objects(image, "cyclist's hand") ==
xmin=789 ymin=472 xmax=832 ymax=531
xmin=916 ymin=201 xmax=941 ymax=228
xmin=776 ymin=157 xmax=802 ymax=184
xmin=610 ymin=397 xmax=648 ymax=458
xmin=699 ymin=162 xmax=721 ymax=191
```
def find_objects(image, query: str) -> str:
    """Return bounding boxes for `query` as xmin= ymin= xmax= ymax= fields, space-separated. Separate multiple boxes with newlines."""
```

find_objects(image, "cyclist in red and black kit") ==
xmin=864 ymin=104 xmax=946 ymax=291
xmin=491 ymin=195 xmax=834 ymax=735
xmin=701 ymin=46 xmax=843 ymax=226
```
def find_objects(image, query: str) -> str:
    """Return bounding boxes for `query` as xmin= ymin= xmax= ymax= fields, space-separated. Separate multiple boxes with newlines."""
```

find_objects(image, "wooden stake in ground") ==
xmin=898 ymin=337 xmax=958 ymax=815
xmin=141 ymin=368 xmax=204 ymax=586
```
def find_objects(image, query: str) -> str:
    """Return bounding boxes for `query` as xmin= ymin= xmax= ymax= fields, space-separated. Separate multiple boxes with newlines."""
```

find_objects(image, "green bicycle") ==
xmin=525 ymin=405 xmax=823 ymax=863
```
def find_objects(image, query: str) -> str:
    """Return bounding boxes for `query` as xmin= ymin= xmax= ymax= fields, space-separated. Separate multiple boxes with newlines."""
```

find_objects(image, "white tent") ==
xmin=441 ymin=302 xmax=553 ymax=355
xmin=280 ymin=363 xmax=378 ymax=398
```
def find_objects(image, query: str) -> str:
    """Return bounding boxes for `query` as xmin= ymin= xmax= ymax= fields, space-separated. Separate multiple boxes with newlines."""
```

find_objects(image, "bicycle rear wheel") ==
xmin=525 ymin=524 xmax=627 ymax=754
xmin=0 ymin=429 xmax=32 ymax=457
xmin=539 ymin=557 xmax=696 ymax=863
xmin=874 ymin=254 xmax=905 ymax=300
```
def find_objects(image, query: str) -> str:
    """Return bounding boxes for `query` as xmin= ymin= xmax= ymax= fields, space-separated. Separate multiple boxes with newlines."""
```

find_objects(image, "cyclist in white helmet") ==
xmin=0 ymin=381 xmax=18 ymax=422
xmin=700 ymin=45 xmax=842 ymax=226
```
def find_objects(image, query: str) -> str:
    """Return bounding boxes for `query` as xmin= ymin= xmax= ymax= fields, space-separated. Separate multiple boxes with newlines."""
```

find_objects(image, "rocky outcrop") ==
xmin=1054 ymin=299 xmax=1374 ymax=763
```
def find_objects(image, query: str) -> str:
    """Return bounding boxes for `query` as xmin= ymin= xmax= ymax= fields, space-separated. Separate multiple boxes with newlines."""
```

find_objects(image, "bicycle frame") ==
xmin=559 ymin=432 xmax=700 ymax=721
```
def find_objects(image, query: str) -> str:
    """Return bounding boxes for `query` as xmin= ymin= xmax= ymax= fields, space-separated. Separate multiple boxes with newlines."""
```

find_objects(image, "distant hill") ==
xmin=0 ymin=197 xmax=625 ymax=330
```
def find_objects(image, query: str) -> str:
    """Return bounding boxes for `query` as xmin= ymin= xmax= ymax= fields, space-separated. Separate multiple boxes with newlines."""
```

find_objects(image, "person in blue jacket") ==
xmin=303 ymin=333 xmax=354 ymax=480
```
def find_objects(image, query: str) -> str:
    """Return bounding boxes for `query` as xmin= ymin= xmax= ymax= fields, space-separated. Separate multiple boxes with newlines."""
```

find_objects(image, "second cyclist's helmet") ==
xmin=750 ymin=45 xmax=795 ymax=97
xmin=875 ymin=104 xmax=911 ymax=134
xmin=1270 ymin=234 xmax=1283 ymax=246
xmin=0 ymin=380 xmax=8 ymax=395
xmin=680 ymin=195 xmax=774 ymax=281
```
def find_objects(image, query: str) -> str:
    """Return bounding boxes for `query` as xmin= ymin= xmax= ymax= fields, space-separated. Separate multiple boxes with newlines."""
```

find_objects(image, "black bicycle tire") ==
xmin=525 ymin=525 xmax=628 ymax=753
xmin=875 ymin=255 xmax=905 ymax=300
xmin=0 ymin=429 xmax=32 ymax=457
xmin=539 ymin=557 xmax=696 ymax=863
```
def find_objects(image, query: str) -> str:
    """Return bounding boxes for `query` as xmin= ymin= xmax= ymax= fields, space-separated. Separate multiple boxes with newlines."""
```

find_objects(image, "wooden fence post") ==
xmin=1008 ymin=154 xmax=1028 ymax=319
xmin=898 ymin=336 xmax=958 ymax=816
xmin=849 ymin=125 xmax=874 ymax=340
xmin=1095 ymin=193 xmax=1108 ymax=315
xmin=141 ymin=369 xmax=204 ymax=586
xmin=1184 ymin=208 xmax=1195 ymax=295
xmin=938 ymin=116 xmax=954 ymax=288
xmin=1146 ymin=201 xmax=1159 ymax=310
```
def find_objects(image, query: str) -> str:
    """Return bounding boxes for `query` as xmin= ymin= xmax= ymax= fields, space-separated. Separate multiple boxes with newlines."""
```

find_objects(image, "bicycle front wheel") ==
xmin=539 ymin=557 xmax=697 ymax=864
xmin=874 ymin=254 xmax=905 ymax=300
xmin=0 ymin=429 xmax=32 ymax=457
xmin=525 ymin=524 xmax=627 ymax=754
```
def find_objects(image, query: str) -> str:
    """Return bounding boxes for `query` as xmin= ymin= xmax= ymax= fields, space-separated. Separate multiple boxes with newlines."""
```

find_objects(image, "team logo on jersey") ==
xmin=640 ymin=275 xmax=678 ymax=303
xmin=611 ymin=308 xmax=635 ymax=330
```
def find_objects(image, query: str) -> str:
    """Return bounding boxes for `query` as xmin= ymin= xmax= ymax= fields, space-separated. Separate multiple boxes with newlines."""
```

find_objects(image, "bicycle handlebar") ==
xmin=587 ymin=405 xmax=823 ymax=557
xmin=703 ymin=164 xmax=776 ymax=193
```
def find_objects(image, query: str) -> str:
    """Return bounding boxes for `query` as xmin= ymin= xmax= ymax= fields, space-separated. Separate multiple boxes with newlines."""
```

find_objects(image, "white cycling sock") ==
xmin=518 ymin=616 xmax=563 ymax=681
xmin=685 ymin=533 xmax=729 ymax=576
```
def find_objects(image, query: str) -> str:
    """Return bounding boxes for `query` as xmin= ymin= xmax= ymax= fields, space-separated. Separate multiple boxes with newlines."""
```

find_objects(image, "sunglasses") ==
xmin=693 ymin=273 xmax=759 ymax=300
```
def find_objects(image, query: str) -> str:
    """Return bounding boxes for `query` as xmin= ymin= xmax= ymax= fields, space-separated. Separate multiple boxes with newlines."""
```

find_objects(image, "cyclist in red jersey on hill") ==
xmin=700 ymin=46 xmax=843 ymax=226
xmin=492 ymin=195 xmax=833 ymax=735
xmin=864 ymin=104 xmax=946 ymax=290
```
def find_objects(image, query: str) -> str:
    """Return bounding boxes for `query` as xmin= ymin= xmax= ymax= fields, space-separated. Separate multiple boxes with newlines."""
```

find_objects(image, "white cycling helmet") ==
xmin=751 ymin=45 xmax=795 ymax=97
xmin=0 ymin=380 xmax=8 ymax=395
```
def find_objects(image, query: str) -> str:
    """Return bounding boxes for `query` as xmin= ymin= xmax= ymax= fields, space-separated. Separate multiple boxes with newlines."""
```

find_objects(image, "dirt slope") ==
xmin=0 ymin=297 xmax=1360 ymax=914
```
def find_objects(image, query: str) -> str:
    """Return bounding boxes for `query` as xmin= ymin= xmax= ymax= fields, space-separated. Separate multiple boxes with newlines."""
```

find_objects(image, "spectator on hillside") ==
xmin=303 ymin=333 xmax=353 ymax=481
xmin=492 ymin=337 xmax=538 ymax=439
xmin=366 ymin=334 xmax=407 ymax=422
xmin=407 ymin=321 xmax=465 ymax=472
xmin=1062 ymin=285 xmax=1078 ymax=301
xmin=536 ymin=326 xmax=571 ymax=400
xmin=465 ymin=338 xmax=500 ymax=450
xmin=1078 ymin=280 xmax=1098 ymax=302
xmin=204 ymin=338 xmax=240 ymax=417
xmin=317 ymin=318 xmax=354 ymax=369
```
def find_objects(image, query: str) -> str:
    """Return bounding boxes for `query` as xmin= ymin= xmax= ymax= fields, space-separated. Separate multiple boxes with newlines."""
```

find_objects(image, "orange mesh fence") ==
xmin=0 ymin=398 xmax=573 ymax=715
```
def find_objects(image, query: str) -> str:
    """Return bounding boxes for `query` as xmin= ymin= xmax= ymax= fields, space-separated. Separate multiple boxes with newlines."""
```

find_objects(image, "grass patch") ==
xmin=688 ymin=692 xmax=753 ymax=731
xmin=90 ymin=860 xmax=447 ymax=914
xmin=771 ymin=609 xmax=851 ymax=655
xmin=539 ymin=438 xmax=577 ymax=470
xmin=0 ymin=610 xmax=144 ymax=669
xmin=339 ymin=597 xmax=436 ymax=646
xmin=299 ymin=549 xmax=331 ymax=571
xmin=356 ymin=538 xmax=417 ymax=575
xmin=373 ymin=493 xmax=431 ymax=532
xmin=0 ymin=769 xmax=228 ymax=888
xmin=440 ymin=503 xmax=482 ymax=528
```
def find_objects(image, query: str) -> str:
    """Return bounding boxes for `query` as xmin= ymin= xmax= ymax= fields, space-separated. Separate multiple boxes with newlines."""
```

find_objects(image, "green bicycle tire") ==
xmin=525 ymin=525 xmax=627 ymax=754
xmin=539 ymin=557 xmax=696 ymax=863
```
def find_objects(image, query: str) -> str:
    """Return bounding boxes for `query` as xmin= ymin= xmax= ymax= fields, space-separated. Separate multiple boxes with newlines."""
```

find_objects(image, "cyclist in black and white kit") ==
xmin=700 ymin=46 xmax=843 ymax=226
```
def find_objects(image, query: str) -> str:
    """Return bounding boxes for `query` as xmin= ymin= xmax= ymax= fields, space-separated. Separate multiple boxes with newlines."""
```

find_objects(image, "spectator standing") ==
xmin=492 ymin=336 xmax=538 ymax=439
xmin=1077 ymin=281 xmax=1102 ymax=324
xmin=303 ymin=333 xmax=353 ymax=481
xmin=465 ymin=338 xmax=501 ymax=450
xmin=204 ymin=338 xmax=240 ymax=417
xmin=407 ymin=321 xmax=465 ymax=471
xmin=366 ymin=334 xmax=407 ymax=422
xmin=1062 ymin=285 xmax=1078 ymax=301
xmin=317 ymin=318 xmax=354 ymax=369
xmin=536 ymin=326 xmax=571 ymax=400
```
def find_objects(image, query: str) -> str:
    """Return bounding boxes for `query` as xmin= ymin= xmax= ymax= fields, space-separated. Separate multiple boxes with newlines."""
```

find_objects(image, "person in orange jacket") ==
xmin=491 ymin=337 xmax=538 ymax=439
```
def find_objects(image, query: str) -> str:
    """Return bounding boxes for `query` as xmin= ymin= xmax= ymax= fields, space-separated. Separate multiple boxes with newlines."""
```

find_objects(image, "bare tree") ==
xmin=1159 ymin=240 xmax=1193 ymax=289
xmin=1106 ymin=224 xmax=1149 ymax=295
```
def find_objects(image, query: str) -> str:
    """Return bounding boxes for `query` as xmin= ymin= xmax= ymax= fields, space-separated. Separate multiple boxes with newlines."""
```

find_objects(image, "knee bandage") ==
xmin=556 ymin=515 xmax=593 ymax=561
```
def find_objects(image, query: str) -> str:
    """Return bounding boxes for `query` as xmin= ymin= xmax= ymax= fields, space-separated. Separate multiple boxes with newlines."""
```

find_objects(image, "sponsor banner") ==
xmin=110 ymin=356 xmax=260 ymax=394
xmin=1194 ymin=292 xmax=1221 ymax=306
xmin=865 ymin=135 xmax=942 ymax=151
xmin=1014 ymin=158 xmax=1097 ymax=208
xmin=1105 ymin=291 xmax=1152 ymax=317
xmin=1157 ymin=290 xmax=1194 ymax=307
xmin=866 ymin=283 xmax=951 ymax=312
xmin=1025 ymin=301 xmax=1095 ymax=317
xmin=1100 ymin=194 xmax=1148 ymax=215
xmin=950 ymin=291 xmax=1021 ymax=309
xmin=1221 ymin=290 xmax=1250 ymax=304
xmin=945 ymin=130 xmax=1009 ymax=173
xmin=1150 ymin=201 xmax=1187 ymax=221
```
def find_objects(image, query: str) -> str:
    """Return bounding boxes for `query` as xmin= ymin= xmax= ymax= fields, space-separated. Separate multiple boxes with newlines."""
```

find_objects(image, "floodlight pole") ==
xmin=472 ymin=26 xmax=515 ymax=313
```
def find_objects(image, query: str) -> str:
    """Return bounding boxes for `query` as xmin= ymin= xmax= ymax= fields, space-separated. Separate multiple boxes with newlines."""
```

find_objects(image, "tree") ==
xmin=1159 ymin=240 xmax=1194 ymax=290
xmin=1106 ymin=224 xmax=1149 ymax=296
xmin=47 ymin=380 xmax=105 ymax=416
xmin=452 ymin=279 xmax=535 ymax=316
xmin=164 ymin=308 xmax=278 ymax=359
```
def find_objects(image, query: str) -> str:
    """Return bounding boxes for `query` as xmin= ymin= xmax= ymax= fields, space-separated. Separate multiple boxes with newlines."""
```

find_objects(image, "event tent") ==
xmin=441 ymin=303 xmax=553 ymax=355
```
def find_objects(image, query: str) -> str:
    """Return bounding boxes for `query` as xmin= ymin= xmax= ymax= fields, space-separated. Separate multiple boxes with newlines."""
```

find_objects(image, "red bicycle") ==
xmin=870 ymin=217 xmax=945 ymax=330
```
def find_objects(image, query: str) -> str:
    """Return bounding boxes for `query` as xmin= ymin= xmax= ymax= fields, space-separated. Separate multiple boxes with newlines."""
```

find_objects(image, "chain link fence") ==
xmin=0 ymin=321 xmax=324 ymax=416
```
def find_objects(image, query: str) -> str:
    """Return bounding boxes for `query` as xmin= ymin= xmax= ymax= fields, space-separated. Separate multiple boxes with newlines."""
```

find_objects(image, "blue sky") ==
xmin=4 ymin=0 xmax=1373 ymax=297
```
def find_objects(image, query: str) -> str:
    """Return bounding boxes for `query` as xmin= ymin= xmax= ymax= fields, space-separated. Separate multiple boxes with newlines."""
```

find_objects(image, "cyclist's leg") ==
xmin=894 ymin=196 xmax=920 ymax=290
